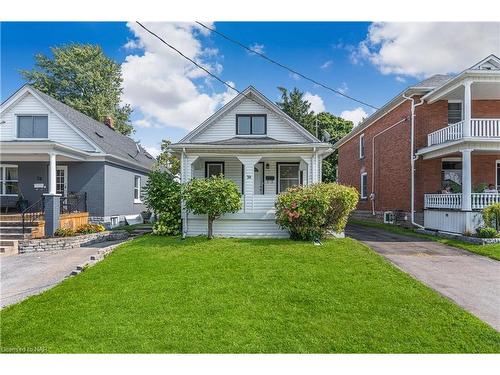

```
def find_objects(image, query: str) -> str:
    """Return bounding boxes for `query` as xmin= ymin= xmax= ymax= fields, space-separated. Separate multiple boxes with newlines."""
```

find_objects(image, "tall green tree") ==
xmin=276 ymin=87 xmax=353 ymax=182
xmin=155 ymin=139 xmax=180 ymax=175
xmin=276 ymin=87 xmax=315 ymax=133
xmin=21 ymin=44 xmax=134 ymax=135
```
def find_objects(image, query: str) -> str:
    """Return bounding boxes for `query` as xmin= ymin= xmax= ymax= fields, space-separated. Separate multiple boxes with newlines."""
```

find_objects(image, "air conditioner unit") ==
xmin=383 ymin=211 xmax=395 ymax=224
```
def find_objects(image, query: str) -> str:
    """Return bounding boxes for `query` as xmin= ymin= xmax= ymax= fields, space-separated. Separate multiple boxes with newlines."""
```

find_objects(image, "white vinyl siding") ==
xmin=193 ymin=158 xmax=243 ymax=193
xmin=192 ymin=98 xmax=309 ymax=143
xmin=0 ymin=92 xmax=96 ymax=151
xmin=186 ymin=217 xmax=288 ymax=238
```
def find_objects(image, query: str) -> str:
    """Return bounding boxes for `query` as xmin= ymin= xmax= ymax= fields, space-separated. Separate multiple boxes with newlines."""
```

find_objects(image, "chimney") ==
xmin=104 ymin=116 xmax=115 ymax=130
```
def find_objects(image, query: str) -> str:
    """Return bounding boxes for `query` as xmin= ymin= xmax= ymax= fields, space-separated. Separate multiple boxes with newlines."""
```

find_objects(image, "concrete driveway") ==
xmin=346 ymin=224 xmax=500 ymax=331
xmin=0 ymin=240 xmax=123 ymax=308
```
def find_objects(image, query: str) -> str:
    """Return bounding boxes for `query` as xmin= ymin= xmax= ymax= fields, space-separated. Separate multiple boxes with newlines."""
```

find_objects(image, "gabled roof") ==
xmin=177 ymin=86 xmax=322 ymax=145
xmin=411 ymin=74 xmax=453 ymax=89
xmin=469 ymin=54 xmax=500 ymax=70
xmin=1 ymin=85 xmax=155 ymax=170
xmin=195 ymin=136 xmax=300 ymax=145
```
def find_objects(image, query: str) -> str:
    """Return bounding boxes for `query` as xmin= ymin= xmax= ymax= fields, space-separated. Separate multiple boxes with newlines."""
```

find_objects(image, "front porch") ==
xmin=180 ymin=152 xmax=323 ymax=237
xmin=0 ymin=143 xmax=91 ymax=236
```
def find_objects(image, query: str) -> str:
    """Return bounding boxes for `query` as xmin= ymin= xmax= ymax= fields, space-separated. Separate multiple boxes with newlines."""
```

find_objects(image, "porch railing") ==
xmin=470 ymin=119 xmax=500 ymax=137
xmin=425 ymin=193 xmax=500 ymax=210
xmin=471 ymin=193 xmax=500 ymax=209
xmin=60 ymin=192 xmax=88 ymax=214
xmin=427 ymin=118 xmax=500 ymax=146
xmin=22 ymin=196 xmax=45 ymax=233
xmin=424 ymin=193 xmax=462 ymax=209
xmin=427 ymin=121 xmax=464 ymax=146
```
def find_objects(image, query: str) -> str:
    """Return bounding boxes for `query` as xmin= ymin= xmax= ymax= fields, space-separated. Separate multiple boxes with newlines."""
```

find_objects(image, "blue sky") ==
xmin=2 ymin=22 xmax=498 ymax=155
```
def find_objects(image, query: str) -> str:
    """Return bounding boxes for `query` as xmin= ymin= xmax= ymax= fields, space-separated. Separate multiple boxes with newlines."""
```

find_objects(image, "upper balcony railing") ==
xmin=427 ymin=118 xmax=500 ymax=146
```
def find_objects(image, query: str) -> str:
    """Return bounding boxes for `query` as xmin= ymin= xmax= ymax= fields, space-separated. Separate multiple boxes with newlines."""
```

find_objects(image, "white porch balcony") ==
xmin=427 ymin=118 xmax=500 ymax=146
xmin=424 ymin=193 xmax=500 ymax=210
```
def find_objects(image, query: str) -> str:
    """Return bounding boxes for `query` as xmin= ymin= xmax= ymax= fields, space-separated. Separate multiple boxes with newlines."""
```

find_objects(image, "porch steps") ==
xmin=0 ymin=239 xmax=19 ymax=256
xmin=0 ymin=216 xmax=41 ymax=240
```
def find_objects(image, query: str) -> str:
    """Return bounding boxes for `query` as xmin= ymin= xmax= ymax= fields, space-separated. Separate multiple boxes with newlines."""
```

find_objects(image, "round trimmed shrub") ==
xmin=275 ymin=182 xmax=359 ymax=240
xmin=476 ymin=227 xmax=499 ymax=239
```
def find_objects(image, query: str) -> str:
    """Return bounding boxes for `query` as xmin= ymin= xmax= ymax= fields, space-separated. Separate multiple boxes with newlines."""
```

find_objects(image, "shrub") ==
xmin=476 ymin=227 xmax=499 ymax=239
xmin=482 ymin=203 xmax=500 ymax=231
xmin=144 ymin=170 xmax=181 ymax=236
xmin=182 ymin=175 xmax=241 ymax=239
xmin=54 ymin=227 xmax=76 ymax=237
xmin=275 ymin=182 xmax=359 ymax=240
xmin=76 ymin=223 xmax=106 ymax=234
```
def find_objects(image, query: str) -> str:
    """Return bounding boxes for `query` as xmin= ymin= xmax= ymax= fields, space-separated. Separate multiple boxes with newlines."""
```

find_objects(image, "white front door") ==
xmin=56 ymin=166 xmax=68 ymax=196
xmin=254 ymin=162 xmax=264 ymax=195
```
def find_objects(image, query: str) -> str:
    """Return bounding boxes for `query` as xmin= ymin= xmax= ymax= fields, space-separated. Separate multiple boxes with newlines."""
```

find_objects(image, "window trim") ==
xmin=447 ymin=100 xmax=463 ymax=124
xmin=205 ymin=161 xmax=225 ymax=178
xmin=276 ymin=162 xmax=300 ymax=194
xmin=360 ymin=172 xmax=368 ymax=199
xmin=133 ymin=175 xmax=142 ymax=204
xmin=235 ymin=114 xmax=267 ymax=136
xmin=0 ymin=164 xmax=19 ymax=196
xmin=359 ymin=133 xmax=365 ymax=159
xmin=16 ymin=114 xmax=49 ymax=139
xmin=496 ymin=160 xmax=500 ymax=190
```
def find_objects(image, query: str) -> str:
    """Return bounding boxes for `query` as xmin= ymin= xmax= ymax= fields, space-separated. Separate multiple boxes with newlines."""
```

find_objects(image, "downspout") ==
xmin=402 ymin=93 xmax=425 ymax=229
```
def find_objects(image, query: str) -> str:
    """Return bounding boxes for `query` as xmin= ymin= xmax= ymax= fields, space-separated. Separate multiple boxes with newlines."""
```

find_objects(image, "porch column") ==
xmin=300 ymin=156 xmax=311 ymax=185
xmin=461 ymin=149 xmax=472 ymax=212
xmin=180 ymin=154 xmax=198 ymax=236
xmin=44 ymin=152 xmax=60 ymax=237
xmin=237 ymin=156 xmax=261 ymax=213
xmin=463 ymin=80 xmax=472 ymax=137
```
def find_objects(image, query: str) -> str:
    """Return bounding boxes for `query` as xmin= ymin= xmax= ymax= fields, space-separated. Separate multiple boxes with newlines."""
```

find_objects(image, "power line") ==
xmin=136 ymin=21 xmax=241 ymax=96
xmin=195 ymin=21 xmax=379 ymax=111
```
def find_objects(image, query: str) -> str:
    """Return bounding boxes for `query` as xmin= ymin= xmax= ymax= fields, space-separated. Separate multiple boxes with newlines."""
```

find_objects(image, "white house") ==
xmin=170 ymin=86 xmax=333 ymax=237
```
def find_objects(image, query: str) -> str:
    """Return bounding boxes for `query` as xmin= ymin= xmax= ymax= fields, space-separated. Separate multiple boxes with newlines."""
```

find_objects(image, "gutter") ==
xmin=402 ymin=93 xmax=425 ymax=229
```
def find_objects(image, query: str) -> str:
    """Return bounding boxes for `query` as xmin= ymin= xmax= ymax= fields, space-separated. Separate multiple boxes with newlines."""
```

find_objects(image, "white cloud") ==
xmin=395 ymin=76 xmax=406 ymax=83
xmin=144 ymin=145 xmax=161 ymax=158
xmin=121 ymin=22 xmax=237 ymax=131
xmin=134 ymin=119 xmax=153 ymax=128
xmin=320 ymin=60 xmax=333 ymax=69
xmin=304 ymin=92 xmax=326 ymax=113
xmin=336 ymin=82 xmax=348 ymax=94
xmin=356 ymin=22 xmax=500 ymax=78
xmin=248 ymin=43 xmax=265 ymax=55
xmin=289 ymin=72 xmax=300 ymax=80
xmin=340 ymin=107 xmax=368 ymax=126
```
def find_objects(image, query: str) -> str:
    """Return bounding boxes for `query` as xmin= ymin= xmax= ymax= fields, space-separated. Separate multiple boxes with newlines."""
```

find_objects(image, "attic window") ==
xmin=127 ymin=152 xmax=136 ymax=159
xmin=95 ymin=131 xmax=104 ymax=138
xmin=145 ymin=153 xmax=153 ymax=159
xmin=236 ymin=114 xmax=267 ymax=135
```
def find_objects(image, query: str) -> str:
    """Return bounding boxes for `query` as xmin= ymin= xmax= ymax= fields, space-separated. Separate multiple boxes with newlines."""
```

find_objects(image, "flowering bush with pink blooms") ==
xmin=275 ymin=183 xmax=359 ymax=240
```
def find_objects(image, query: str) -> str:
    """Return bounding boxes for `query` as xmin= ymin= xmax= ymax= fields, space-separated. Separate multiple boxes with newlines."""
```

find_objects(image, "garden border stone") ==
xmin=18 ymin=231 xmax=129 ymax=253
xmin=416 ymin=229 xmax=500 ymax=245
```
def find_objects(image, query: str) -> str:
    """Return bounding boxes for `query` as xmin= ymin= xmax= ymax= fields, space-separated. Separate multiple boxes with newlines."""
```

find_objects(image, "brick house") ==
xmin=334 ymin=55 xmax=500 ymax=234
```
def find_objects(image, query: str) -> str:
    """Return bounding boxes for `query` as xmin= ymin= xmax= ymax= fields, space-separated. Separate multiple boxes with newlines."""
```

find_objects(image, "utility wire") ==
xmin=195 ymin=21 xmax=379 ymax=110
xmin=136 ymin=21 xmax=241 ymax=96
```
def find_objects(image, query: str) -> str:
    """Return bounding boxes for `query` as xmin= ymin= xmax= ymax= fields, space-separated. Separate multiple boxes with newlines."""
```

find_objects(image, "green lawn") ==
xmin=349 ymin=219 xmax=500 ymax=261
xmin=1 ymin=236 xmax=499 ymax=353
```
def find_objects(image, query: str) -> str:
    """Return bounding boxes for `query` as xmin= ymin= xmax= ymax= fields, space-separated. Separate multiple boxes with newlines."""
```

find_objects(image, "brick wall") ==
xmin=337 ymin=98 xmax=500 ymax=214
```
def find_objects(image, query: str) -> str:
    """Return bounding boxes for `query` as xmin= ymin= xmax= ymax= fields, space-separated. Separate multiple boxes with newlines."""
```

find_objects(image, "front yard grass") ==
xmin=349 ymin=219 xmax=500 ymax=261
xmin=1 ymin=236 xmax=499 ymax=353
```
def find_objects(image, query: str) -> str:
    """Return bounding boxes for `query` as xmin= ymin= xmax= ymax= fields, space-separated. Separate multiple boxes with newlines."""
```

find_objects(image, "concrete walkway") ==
xmin=0 ymin=240 xmax=125 ymax=308
xmin=346 ymin=224 xmax=500 ymax=331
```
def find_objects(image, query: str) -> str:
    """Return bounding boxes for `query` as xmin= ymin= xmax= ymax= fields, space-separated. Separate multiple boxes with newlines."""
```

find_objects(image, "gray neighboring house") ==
xmin=0 ymin=85 xmax=154 ymax=230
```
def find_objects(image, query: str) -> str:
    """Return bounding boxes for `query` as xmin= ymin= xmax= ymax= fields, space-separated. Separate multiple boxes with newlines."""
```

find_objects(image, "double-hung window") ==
xmin=359 ymin=134 xmax=365 ymax=159
xmin=360 ymin=172 xmax=368 ymax=199
xmin=17 ymin=115 xmax=48 ymax=138
xmin=447 ymin=102 xmax=463 ymax=124
xmin=0 ymin=165 xmax=19 ymax=196
xmin=134 ymin=176 xmax=142 ymax=203
xmin=236 ymin=114 xmax=267 ymax=135
xmin=278 ymin=163 xmax=300 ymax=193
